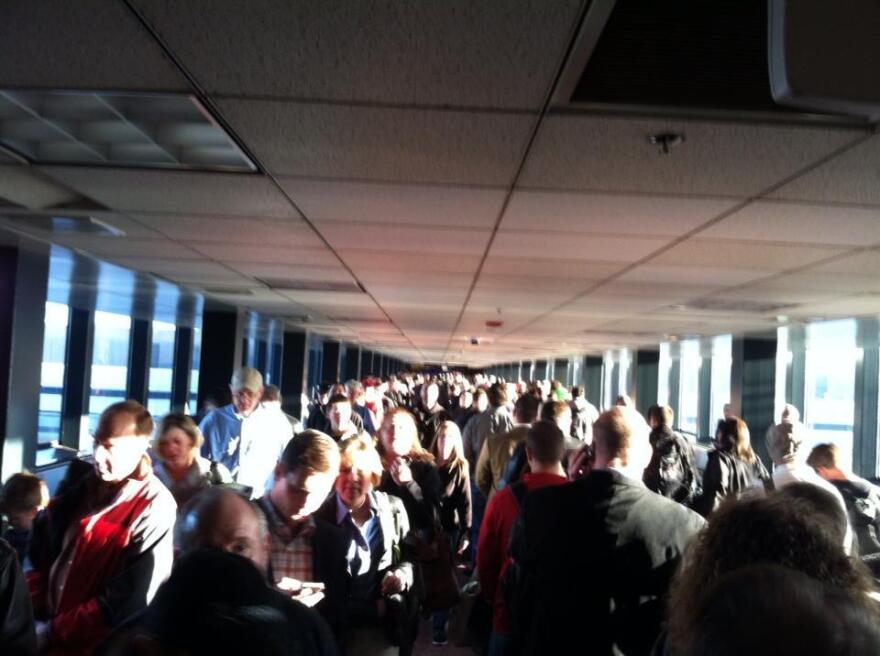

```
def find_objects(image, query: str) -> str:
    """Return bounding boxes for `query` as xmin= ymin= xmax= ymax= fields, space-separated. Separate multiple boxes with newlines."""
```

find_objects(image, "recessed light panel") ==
xmin=0 ymin=90 xmax=256 ymax=172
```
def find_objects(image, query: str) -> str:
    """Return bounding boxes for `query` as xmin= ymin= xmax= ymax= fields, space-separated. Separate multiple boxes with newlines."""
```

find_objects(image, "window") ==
xmin=602 ymin=352 xmax=614 ymax=410
xmin=618 ymin=349 xmax=631 ymax=398
xmin=147 ymin=320 xmax=176 ymax=418
xmin=657 ymin=342 xmax=672 ymax=405
xmin=189 ymin=325 xmax=202 ymax=415
xmin=678 ymin=339 xmax=701 ymax=438
xmin=804 ymin=319 xmax=857 ymax=469
xmin=38 ymin=302 xmax=69 ymax=445
xmin=88 ymin=311 xmax=131 ymax=440
xmin=710 ymin=335 xmax=732 ymax=427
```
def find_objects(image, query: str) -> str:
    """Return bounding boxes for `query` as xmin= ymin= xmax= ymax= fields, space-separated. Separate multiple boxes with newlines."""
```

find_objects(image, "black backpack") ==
xmin=645 ymin=432 xmax=695 ymax=504
xmin=501 ymin=481 xmax=530 ymax=629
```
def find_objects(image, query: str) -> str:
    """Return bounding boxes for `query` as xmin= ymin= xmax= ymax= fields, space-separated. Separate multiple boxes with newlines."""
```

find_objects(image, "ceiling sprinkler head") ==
xmin=648 ymin=132 xmax=685 ymax=155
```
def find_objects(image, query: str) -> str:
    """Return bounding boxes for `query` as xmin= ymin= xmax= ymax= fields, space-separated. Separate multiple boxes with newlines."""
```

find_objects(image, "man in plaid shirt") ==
xmin=257 ymin=429 xmax=348 ymax=635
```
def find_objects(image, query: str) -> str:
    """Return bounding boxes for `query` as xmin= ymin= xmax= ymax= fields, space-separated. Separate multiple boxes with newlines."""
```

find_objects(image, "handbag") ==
xmin=412 ymin=528 xmax=461 ymax=612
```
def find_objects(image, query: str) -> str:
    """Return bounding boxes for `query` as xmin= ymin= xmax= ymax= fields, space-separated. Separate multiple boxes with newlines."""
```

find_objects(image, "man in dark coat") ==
xmin=509 ymin=406 xmax=705 ymax=655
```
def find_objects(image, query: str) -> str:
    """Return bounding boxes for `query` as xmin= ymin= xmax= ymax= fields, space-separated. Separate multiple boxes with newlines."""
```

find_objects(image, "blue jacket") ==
xmin=199 ymin=404 xmax=243 ymax=475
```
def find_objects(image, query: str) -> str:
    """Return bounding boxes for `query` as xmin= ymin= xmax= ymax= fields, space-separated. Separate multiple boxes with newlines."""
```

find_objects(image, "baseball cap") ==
xmin=230 ymin=367 xmax=263 ymax=393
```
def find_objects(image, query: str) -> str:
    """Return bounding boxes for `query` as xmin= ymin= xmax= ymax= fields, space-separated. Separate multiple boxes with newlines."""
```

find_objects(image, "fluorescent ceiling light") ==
xmin=0 ymin=90 xmax=256 ymax=172
xmin=3 ymin=213 xmax=124 ymax=236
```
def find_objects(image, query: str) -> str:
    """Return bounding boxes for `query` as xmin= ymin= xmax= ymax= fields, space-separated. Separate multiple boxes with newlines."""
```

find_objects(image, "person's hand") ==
xmin=381 ymin=569 xmax=406 ymax=594
xmin=457 ymin=537 xmax=470 ymax=556
xmin=278 ymin=578 xmax=326 ymax=607
xmin=567 ymin=446 xmax=591 ymax=481
xmin=391 ymin=458 xmax=413 ymax=485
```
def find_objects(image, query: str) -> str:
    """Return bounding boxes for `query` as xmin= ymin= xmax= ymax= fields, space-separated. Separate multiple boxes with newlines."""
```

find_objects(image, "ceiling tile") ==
xmin=52 ymin=236 xmax=200 ymax=260
xmin=770 ymin=134 xmax=880 ymax=205
xmin=649 ymin=238 xmax=845 ymax=270
xmin=0 ymin=1 xmax=188 ymax=91
xmin=490 ymin=231 xmax=671 ymax=262
xmin=39 ymin=167 xmax=298 ymax=217
xmin=700 ymin=201 xmax=880 ymax=246
xmin=218 ymin=100 xmax=529 ymax=185
xmin=520 ymin=115 xmax=861 ymax=196
xmin=619 ymin=264 xmax=772 ymax=287
xmin=317 ymin=222 xmax=491 ymax=255
xmin=190 ymin=243 xmax=338 ymax=266
xmin=133 ymin=213 xmax=322 ymax=247
xmin=504 ymin=191 xmax=737 ymax=235
xmin=225 ymin=262 xmax=355 ymax=284
xmin=804 ymin=250 xmax=880 ymax=277
xmin=279 ymin=179 xmax=505 ymax=228
xmin=131 ymin=0 xmax=581 ymax=109
xmin=107 ymin=257 xmax=248 ymax=283
xmin=338 ymin=250 xmax=481 ymax=274
xmin=481 ymin=256 xmax=624 ymax=279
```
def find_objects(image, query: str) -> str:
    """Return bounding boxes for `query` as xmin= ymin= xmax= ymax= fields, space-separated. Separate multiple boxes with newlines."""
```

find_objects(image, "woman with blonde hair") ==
xmin=376 ymin=407 xmax=442 ymax=535
xmin=315 ymin=436 xmax=416 ymax=656
xmin=153 ymin=413 xmax=231 ymax=507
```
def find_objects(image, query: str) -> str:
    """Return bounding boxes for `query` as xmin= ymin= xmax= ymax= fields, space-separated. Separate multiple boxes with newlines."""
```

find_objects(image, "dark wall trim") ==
xmin=126 ymin=319 xmax=151 ymax=404
xmin=171 ymin=326 xmax=193 ymax=413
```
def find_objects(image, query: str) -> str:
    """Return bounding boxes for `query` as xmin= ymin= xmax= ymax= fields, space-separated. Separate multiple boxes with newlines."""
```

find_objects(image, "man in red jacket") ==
xmin=28 ymin=401 xmax=176 ymax=655
xmin=477 ymin=421 xmax=567 ymax=656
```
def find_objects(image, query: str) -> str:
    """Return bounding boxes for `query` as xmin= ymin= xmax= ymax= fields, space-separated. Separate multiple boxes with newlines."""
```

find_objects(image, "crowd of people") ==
xmin=2 ymin=366 xmax=880 ymax=656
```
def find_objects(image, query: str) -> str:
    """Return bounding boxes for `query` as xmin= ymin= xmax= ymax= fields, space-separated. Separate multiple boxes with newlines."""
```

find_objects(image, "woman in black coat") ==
xmin=694 ymin=417 xmax=772 ymax=517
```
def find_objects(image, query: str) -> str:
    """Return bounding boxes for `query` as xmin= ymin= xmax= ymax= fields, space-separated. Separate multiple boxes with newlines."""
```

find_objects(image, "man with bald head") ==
xmin=509 ymin=406 xmax=705 ymax=656
xmin=28 ymin=400 xmax=176 ymax=655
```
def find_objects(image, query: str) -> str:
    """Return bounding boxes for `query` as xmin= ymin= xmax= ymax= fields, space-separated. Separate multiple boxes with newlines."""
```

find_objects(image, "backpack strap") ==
xmin=509 ymin=479 xmax=529 ymax=510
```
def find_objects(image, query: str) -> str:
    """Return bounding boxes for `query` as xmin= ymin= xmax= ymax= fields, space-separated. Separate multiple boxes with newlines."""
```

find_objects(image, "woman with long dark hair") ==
xmin=693 ymin=416 xmax=772 ymax=517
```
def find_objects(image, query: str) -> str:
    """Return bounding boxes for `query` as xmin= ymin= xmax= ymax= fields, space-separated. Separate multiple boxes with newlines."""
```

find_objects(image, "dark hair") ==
xmin=526 ymin=420 xmax=565 ymax=467
xmin=279 ymin=429 xmax=340 ymax=476
xmin=326 ymin=393 xmax=351 ymax=406
xmin=715 ymin=417 xmax=756 ymax=463
xmin=514 ymin=394 xmax=540 ymax=424
xmin=667 ymin=493 xmax=876 ymax=652
xmin=685 ymin=565 xmax=880 ymax=656
xmin=1 ymin=471 xmax=45 ymax=514
xmin=775 ymin=482 xmax=848 ymax=547
xmin=540 ymin=400 xmax=571 ymax=425
xmin=95 ymin=400 xmax=153 ymax=440
xmin=262 ymin=384 xmax=282 ymax=403
xmin=571 ymin=386 xmax=583 ymax=399
xmin=807 ymin=443 xmax=840 ymax=470
xmin=176 ymin=487 xmax=267 ymax=554
xmin=647 ymin=404 xmax=673 ymax=427
xmin=487 ymin=382 xmax=507 ymax=408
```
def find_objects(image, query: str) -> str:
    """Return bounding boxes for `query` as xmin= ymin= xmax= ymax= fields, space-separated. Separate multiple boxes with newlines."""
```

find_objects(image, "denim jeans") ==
xmin=488 ymin=630 xmax=511 ymax=656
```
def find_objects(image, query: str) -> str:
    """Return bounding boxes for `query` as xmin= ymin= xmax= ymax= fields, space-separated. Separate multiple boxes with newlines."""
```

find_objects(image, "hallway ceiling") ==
xmin=2 ymin=0 xmax=880 ymax=366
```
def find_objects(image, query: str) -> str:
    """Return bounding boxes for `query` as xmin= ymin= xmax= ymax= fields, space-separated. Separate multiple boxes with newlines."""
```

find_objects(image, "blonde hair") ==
xmin=378 ymin=407 xmax=435 ymax=466
xmin=432 ymin=420 xmax=466 ymax=469
xmin=339 ymin=435 xmax=384 ymax=487
xmin=156 ymin=413 xmax=204 ymax=453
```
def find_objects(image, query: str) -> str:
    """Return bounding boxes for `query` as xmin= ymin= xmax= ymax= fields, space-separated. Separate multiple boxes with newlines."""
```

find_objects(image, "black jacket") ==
xmin=379 ymin=460 xmax=442 ymax=534
xmin=509 ymin=469 xmax=705 ymax=655
xmin=643 ymin=426 xmax=698 ymax=505
xmin=0 ymin=539 xmax=35 ymax=656
xmin=436 ymin=461 xmax=472 ymax=540
xmin=694 ymin=450 xmax=772 ymax=517
xmin=830 ymin=478 xmax=880 ymax=558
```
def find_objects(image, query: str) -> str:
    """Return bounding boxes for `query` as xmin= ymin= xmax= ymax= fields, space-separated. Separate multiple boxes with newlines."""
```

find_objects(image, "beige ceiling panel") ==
xmin=649 ymin=238 xmax=845 ymax=270
xmin=490 ymin=231 xmax=671 ymax=262
xmin=279 ymin=179 xmax=505 ymax=228
xmin=131 ymin=0 xmax=581 ymax=109
xmin=367 ymin=285 xmax=468 ymax=307
xmin=218 ymin=100 xmax=530 ymax=185
xmin=0 ymin=1 xmax=189 ymax=90
xmin=770 ymin=134 xmax=880 ymax=205
xmin=107 ymin=257 xmax=249 ymax=283
xmin=52 ymin=236 xmax=200 ymax=260
xmin=700 ymin=201 xmax=880 ymax=246
xmin=190 ymin=243 xmax=338 ymax=266
xmin=357 ymin=270 xmax=474 ymax=288
xmin=40 ymin=167 xmax=298 ymax=217
xmin=338 ymin=250 xmax=481 ymax=274
xmin=476 ymin=273 xmax=596 ymax=293
xmin=481 ymin=256 xmax=624 ymax=279
xmin=521 ymin=115 xmax=860 ymax=196
xmin=316 ymin=222 xmax=491 ymax=255
xmin=0 ymin=165 xmax=80 ymax=209
xmin=504 ymin=191 xmax=737 ymax=235
xmin=226 ymin=262 xmax=355 ymax=284
xmin=133 ymin=213 xmax=321 ymax=247
xmin=805 ymin=250 xmax=880 ymax=276
xmin=619 ymin=264 xmax=772 ymax=287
